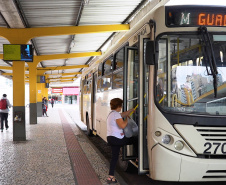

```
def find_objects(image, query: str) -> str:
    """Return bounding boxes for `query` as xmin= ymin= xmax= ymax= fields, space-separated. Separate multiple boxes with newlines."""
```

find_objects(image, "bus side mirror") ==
xmin=146 ymin=41 xmax=155 ymax=65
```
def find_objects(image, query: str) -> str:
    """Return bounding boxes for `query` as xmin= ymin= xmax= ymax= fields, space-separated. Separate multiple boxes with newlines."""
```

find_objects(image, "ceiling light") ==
xmin=84 ymin=0 xmax=90 ymax=4
xmin=70 ymin=40 xmax=75 ymax=48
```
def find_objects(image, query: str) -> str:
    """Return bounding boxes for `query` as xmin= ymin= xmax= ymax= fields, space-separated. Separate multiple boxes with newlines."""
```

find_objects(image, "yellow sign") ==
xmin=3 ymin=45 xmax=21 ymax=60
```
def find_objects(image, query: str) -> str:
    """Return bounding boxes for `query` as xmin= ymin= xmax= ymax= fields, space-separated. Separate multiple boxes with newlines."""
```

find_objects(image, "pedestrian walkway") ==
xmin=0 ymin=104 xmax=123 ymax=185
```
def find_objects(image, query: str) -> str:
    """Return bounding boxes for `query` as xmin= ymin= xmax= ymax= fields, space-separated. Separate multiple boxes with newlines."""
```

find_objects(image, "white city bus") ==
xmin=80 ymin=0 xmax=226 ymax=181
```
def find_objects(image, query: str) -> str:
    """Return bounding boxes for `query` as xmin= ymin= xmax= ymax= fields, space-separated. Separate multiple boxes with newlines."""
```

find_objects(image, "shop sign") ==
xmin=52 ymin=88 xmax=63 ymax=93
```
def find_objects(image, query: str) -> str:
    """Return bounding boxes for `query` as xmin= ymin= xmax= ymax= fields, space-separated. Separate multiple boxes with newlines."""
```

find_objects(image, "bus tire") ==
xmin=86 ymin=114 xmax=92 ymax=136
xmin=118 ymin=148 xmax=132 ymax=172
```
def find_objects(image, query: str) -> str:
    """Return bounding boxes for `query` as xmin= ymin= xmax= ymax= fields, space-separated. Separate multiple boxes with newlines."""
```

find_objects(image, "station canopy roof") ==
xmin=0 ymin=0 xmax=148 ymax=86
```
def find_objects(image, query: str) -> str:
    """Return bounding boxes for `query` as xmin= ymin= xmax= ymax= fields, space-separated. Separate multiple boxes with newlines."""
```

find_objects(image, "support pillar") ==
xmin=37 ymin=82 xmax=45 ymax=117
xmin=28 ymin=63 xmax=37 ymax=124
xmin=13 ymin=62 xmax=26 ymax=141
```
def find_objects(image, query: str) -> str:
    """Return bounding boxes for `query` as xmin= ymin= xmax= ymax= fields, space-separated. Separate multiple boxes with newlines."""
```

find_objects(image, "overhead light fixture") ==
xmin=84 ymin=0 xmax=89 ymax=5
xmin=70 ymin=40 xmax=75 ymax=49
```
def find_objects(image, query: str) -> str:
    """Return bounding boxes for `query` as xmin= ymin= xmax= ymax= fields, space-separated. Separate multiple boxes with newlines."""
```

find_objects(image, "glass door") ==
xmin=138 ymin=35 xmax=150 ymax=174
xmin=123 ymin=46 xmax=139 ymax=160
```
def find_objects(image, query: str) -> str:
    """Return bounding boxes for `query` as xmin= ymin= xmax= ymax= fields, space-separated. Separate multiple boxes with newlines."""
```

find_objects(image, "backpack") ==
xmin=0 ymin=99 xmax=7 ymax=110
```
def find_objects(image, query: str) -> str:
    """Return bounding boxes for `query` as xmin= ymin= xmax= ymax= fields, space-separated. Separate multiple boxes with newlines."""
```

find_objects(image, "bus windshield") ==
xmin=156 ymin=33 xmax=226 ymax=115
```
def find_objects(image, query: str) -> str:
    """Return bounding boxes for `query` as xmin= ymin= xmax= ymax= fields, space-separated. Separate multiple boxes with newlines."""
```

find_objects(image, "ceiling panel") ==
xmin=18 ymin=0 xmax=82 ymax=27
xmin=80 ymin=0 xmax=143 ymax=25
xmin=0 ymin=0 xmax=145 ymax=85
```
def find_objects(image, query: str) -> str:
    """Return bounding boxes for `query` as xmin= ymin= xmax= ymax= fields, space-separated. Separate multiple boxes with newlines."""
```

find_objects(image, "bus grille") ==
xmin=195 ymin=127 xmax=226 ymax=141
xmin=203 ymin=170 xmax=226 ymax=179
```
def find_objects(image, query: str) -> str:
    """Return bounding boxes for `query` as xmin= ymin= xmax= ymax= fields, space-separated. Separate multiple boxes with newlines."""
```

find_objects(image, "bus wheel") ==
xmin=86 ymin=115 xmax=92 ymax=136
xmin=118 ymin=148 xmax=132 ymax=172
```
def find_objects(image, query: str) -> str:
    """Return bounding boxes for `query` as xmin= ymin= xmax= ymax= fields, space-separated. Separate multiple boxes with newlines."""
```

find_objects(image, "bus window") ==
xmin=83 ymin=83 xmax=87 ymax=94
xmin=97 ymin=77 xmax=102 ymax=92
xmin=127 ymin=50 xmax=139 ymax=100
xmin=115 ymin=48 xmax=124 ymax=70
xmin=102 ymin=74 xmax=112 ymax=91
xmin=87 ymin=80 xmax=91 ymax=94
xmin=127 ymin=49 xmax=139 ymax=122
xmin=112 ymin=70 xmax=123 ymax=89
xmin=156 ymin=34 xmax=226 ymax=115
xmin=103 ymin=56 xmax=113 ymax=75
xmin=98 ymin=63 xmax=102 ymax=77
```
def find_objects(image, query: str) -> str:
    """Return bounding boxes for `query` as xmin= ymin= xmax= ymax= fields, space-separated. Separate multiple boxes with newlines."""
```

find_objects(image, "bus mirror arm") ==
xmin=146 ymin=41 xmax=155 ymax=65
xmin=146 ymin=20 xmax=157 ymax=65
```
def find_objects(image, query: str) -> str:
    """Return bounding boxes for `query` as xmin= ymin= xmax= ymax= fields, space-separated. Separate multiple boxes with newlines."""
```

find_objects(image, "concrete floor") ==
xmin=0 ymin=104 xmax=123 ymax=185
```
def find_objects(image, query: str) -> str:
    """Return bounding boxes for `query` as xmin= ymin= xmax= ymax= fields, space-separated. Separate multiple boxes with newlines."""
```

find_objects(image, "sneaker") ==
xmin=1 ymin=129 xmax=3 ymax=132
xmin=6 ymin=127 xmax=8 ymax=130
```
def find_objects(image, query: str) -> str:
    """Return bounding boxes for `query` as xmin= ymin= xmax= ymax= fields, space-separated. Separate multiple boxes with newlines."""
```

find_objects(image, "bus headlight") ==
xmin=174 ymin=141 xmax=184 ymax=150
xmin=162 ymin=135 xmax=171 ymax=144
xmin=155 ymin=131 xmax=161 ymax=137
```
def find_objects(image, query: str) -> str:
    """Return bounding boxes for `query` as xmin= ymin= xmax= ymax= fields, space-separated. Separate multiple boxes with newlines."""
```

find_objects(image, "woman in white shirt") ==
xmin=106 ymin=98 xmax=137 ymax=184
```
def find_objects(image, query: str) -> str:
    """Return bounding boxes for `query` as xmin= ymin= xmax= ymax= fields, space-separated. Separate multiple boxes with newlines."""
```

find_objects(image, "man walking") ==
xmin=0 ymin=94 xmax=12 ymax=132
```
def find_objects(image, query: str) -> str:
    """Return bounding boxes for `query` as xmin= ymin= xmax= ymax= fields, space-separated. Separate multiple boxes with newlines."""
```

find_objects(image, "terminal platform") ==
xmin=0 ymin=104 xmax=125 ymax=185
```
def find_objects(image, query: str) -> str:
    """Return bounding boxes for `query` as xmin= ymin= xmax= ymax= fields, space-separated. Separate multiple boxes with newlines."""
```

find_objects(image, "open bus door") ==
xmin=122 ymin=36 xmax=149 ymax=174
xmin=91 ymin=72 xmax=98 ymax=135
xmin=122 ymin=46 xmax=138 ymax=162
xmin=80 ymin=79 xmax=84 ymax=122
xmin=138 ymin=35 xmax=150 ymax=174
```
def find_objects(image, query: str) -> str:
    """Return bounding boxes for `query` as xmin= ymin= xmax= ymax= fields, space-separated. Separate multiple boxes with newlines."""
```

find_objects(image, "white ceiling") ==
xmin=0 ymin=0 xmax=147 ymax=85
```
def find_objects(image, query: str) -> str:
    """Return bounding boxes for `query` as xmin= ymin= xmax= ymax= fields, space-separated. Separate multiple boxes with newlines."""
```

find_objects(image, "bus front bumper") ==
xmin=151 ymin=144 xmax=226 ymax=181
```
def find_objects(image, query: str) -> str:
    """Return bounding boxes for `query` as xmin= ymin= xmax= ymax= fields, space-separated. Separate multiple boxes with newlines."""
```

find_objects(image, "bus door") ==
xmin=122 ymin=36 xmax=150 ymax=174
xmin=80 ymin=79 xmax=84 ymax=122
xmin=138 ymin=35 xmax=150 ymax=174
xmin=91 ymin=72 xmax=98 ymax=135
xmin=123 ymin=46 xmax=139 ymax=161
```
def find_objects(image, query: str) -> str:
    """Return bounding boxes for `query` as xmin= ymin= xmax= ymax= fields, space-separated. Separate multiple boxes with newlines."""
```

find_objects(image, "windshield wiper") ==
xmin=198 ymin=26 xmax=218 ymax=98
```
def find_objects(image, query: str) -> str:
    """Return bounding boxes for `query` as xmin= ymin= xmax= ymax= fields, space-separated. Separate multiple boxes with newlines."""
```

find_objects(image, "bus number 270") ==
xmin=204 ymin=142 xmax=226 ymax=154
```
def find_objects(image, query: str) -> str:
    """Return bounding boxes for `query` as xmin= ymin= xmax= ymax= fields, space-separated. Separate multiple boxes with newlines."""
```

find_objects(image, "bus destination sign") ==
xmin=166 ymin=6 xmax=226 ymax=27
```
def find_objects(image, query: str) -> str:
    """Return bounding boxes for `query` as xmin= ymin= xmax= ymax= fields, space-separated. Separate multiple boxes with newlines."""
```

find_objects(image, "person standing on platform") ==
xmin=51 ymin=98 xmax=54 ymax=108
xmin=106 ymin=98 xmax=137 ymax=184
xmin=0 ymin=94 xmax=12 ymax=132
xmin=42 ymin=97 xmax=48 ymax=117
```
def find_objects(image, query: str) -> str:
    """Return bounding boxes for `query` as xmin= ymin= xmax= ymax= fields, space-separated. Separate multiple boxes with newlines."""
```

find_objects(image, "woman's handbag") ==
xmin=123 ymin=117 xmax=138 ymax=138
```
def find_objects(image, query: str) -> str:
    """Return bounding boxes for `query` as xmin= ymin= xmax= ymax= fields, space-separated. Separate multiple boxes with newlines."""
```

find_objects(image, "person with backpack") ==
xmin=0 ymin=94 xmax=12 ymax=132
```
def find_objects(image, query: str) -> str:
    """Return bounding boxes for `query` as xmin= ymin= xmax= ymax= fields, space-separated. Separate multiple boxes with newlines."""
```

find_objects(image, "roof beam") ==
xmin=47 ymin=72 xmax=82 ymax=77
xmin=1 ymin=72 xmax=81 ymax=77
xmin=50 ymin=80 xmax=74 ymax=83
xmin=0 ymin=24 xmax=130 ymax=41
xmin=49 ymin=76 xmax=77 ymax=80
xmin=2 ymin=73 xmax=29 ymax=76
xmin=34 ymin=65 xmax=89 ymax=71
xmin=49 ymin=79 xmax=74 ymax=82
xmin=35 ymin=52 xmax=101 ymax=62
xmin=0 ymin=66 xmax=12 ymax=70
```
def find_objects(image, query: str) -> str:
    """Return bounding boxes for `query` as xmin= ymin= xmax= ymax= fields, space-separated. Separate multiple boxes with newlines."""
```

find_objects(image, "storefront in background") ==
xmin=48 ymin=88 xmax=63 ymax=104
xmin=63 ymin=87 xmax=80 ymax=104
xmin=48 ymin=87 xmax=79 ymax=104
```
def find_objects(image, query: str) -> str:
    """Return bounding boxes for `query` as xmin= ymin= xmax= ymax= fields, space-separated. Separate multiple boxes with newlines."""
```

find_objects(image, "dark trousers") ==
xmin=107 ymin=136 xmax=138 ymax=176
xmin=51 ymin=103 xmax=54 ymax=108
xmin=1 ymin=113 xmax=8 ymax=130
xmin=42 ymin=109 xmax=47 ymax=116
